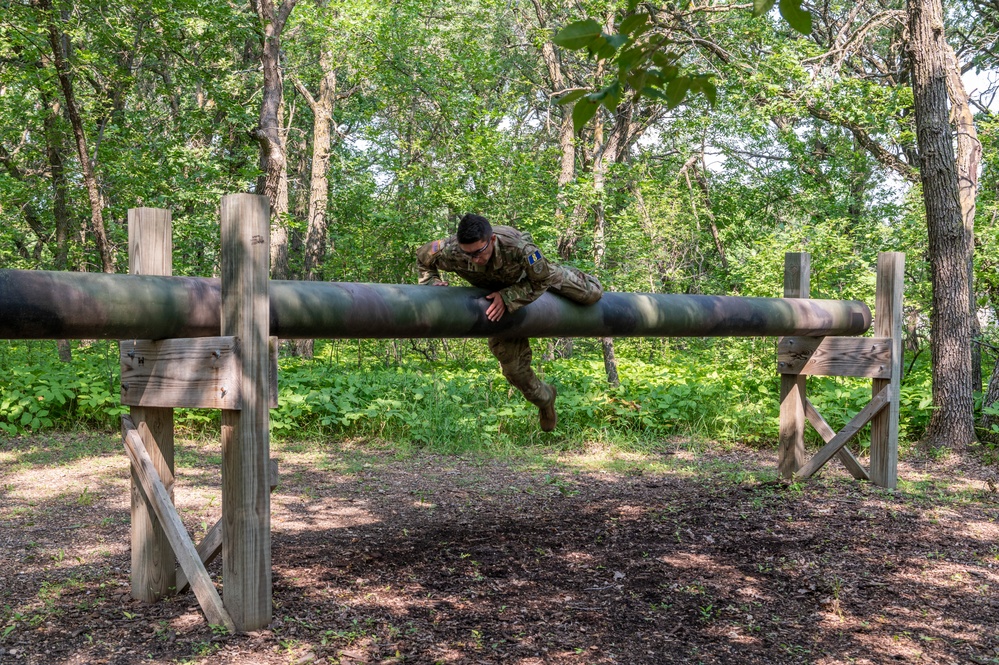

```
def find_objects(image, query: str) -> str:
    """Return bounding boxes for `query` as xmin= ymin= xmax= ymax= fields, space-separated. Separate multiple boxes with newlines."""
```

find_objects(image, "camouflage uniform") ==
xmin=417 ymin=225 xmax=602 ymax=408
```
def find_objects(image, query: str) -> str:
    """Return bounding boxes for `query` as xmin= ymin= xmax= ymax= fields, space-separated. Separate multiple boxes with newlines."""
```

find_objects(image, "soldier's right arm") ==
xmin=416 ymin=239 xmax=450 ymax=286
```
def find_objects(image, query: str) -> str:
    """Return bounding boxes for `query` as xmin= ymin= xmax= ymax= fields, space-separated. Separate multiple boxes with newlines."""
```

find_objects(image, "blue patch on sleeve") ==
xmin=527 ymin=250 xmax=542 ymax=265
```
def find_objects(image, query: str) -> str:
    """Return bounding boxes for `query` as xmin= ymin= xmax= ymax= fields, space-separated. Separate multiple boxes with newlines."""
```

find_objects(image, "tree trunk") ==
xmin=943 ymin=36 xmax=982 ymax=393
xmin=691 ymin=151 xmax=728 ymax=273
xmin=907 ymin=0 xmax=975 ymax=449
xmin=251 ymin=0 xmax=297 ymax=280
xmin=531 ymin=0 xmax=579 ymax=356
xmin=292 ymin=51 xmax=340 ymax=359
xmin=590 ymin=48 xmax=627 ymax=388
xmin=46 ymin=94 xmax=75 ymax=363
xmin=37 ymin=0 xmax=114 ymax=273
xmin=982 ymin=354 xmax=999 ymax=439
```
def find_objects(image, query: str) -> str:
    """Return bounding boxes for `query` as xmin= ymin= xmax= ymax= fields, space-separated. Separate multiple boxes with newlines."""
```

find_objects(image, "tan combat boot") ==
xmin=539 ymin=385 xmax=558 ymax=432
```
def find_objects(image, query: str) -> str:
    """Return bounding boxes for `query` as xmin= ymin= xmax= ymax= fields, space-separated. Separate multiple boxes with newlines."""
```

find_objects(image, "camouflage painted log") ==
xmin=0 ymin=269 xmax=871 ymax=340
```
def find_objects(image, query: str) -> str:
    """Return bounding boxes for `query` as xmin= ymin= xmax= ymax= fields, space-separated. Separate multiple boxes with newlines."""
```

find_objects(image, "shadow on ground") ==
xmin=1 ymin=433 xmax=998 ymax=664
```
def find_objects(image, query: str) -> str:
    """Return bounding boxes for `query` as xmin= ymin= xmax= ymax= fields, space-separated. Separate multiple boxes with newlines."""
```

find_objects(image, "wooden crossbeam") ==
xmin=803 ymin=398 xmax=869 ymax=481
xmin=122 ymin=416 xmax=235 ymax=632
xmin=175 ymin=460 xmax=279 ymax=595
xmin=777 ymin=336 xmax=892 ymax=378
xmin=120 ymin=336 xmax=278 ymax=410
xmin=795 ymin=385 xmax=892 ymax=480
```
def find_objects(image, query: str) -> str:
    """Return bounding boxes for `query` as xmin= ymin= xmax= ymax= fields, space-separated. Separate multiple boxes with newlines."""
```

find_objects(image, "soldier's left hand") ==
xmin=485 ymin=292 xmax=506 ymax=321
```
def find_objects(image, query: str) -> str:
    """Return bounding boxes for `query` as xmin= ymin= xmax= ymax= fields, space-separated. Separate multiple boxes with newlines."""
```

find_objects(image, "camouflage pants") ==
xmin=488 ymin=266 xmax=602 ymax=407
xmin=550 ymin=265 xmax=603 ymax=305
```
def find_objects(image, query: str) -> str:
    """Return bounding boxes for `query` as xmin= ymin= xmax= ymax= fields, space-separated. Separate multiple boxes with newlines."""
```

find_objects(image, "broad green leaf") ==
xmin=593 ymin=39 xmax=618 ymax=60
xmin=641 ymin=86 xmax=665 ymax=101
xmin=618 ymin=13 xmax=649 ymax=35
xmin=687 ymin=75 xmax=718 ymax=106
xmin=605 ymin=33 xmax=629 ymax=50
xmin=753 ymin=0 xmax=777 ymax=16
xmin=626 ymin=68 xmax=648 ymax=92
xmin=553 ymin=19 xmax=602 ymax=50
xmin=651 ymin=51 xmax=679 ymax=69
xmin=594 ymin=81 xmax=622 ymax=112
xmin=556 ymin=89 xmax=589 ymax=105
xmin=779 ymin=0 xmax=812 ymax=34
xmin=665 ymin=75 xmax=691 ymax=109
xmin=701 ymin=79 xmax=717 ymax=106
xmin=617 ymin=44 xmax=646 ymax=75
xmin=572 ymin=98 xmax=600 ymax=133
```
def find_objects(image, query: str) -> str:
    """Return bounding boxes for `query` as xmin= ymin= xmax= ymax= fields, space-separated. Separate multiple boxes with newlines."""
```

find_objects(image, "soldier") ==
xmin=417 ymin=213 xmax=603 ymax=431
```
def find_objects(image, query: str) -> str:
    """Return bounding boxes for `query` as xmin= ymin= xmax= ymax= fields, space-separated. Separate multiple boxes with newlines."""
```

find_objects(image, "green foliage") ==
xmin=552 ymin=0 xmax=812 ymax=132
xmin=0 ymin=338 xmax=935 ymax=454
xmin=0 ymin=342 xmax=127 ymax=435
xmin=753 ymin=0 xmax=812 ymax=35
xmin=553 ymin=12 xmax=716 ymax=132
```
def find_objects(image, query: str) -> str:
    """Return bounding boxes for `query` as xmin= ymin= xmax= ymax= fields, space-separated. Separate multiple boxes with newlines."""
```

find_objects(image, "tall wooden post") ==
xmin=127 ymin=207 xmax=176 ymax=601
xmin=870 ymin=252 xmax=904 ymax=488
xmin=779 ymin=253 xmax=809 ymax=478
xmin=220 ymin=194 xmax=272 ymax=630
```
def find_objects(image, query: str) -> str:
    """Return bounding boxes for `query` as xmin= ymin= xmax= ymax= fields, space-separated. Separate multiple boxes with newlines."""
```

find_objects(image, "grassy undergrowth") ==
xmin=0 ymin=338 xmax=938 ymax=456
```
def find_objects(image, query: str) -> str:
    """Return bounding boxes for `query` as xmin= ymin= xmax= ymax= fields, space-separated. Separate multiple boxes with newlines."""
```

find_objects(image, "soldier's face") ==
xmin=459 ymin=235 xmax=494 ymax=266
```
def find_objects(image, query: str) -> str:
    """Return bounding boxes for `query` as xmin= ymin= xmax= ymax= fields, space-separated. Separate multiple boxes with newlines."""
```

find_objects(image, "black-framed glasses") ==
xmin=461 ymin=236 xmax=493 ymax=258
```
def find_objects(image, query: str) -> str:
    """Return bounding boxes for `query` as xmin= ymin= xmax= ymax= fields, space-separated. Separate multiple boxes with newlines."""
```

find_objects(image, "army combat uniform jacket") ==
xmin=416 ymin=225 xmax=602 ymax=410
xmin=416 ymin=225 xmax=601 ymax=312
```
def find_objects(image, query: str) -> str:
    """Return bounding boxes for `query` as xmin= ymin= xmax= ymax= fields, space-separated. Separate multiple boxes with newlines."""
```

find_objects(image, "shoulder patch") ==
xmin=527 ymin=249 xmax=542 ymax=265
xmin=430 ymin=239 xmax=442 ymax=255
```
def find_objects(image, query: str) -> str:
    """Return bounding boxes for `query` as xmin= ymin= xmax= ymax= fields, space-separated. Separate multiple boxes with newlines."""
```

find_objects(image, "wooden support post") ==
xmin=870 ymin=253 xmax=904 ymax=488
xmin=126 ymin=208 xmax=175 ymax=601
xmin=779 ymin=253 xmax=809 ymax=478
xmin=220 ymin=194 xmax=272 ymax=630
xmin=175 ymin=460 xmax=279 ymax=595
xmin=122 ymin=417 xmax=234 ymax=632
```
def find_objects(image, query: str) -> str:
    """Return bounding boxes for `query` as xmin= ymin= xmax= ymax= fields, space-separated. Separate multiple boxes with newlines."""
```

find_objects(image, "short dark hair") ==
xmin=457 ymin=213 xmax=492 ymax=244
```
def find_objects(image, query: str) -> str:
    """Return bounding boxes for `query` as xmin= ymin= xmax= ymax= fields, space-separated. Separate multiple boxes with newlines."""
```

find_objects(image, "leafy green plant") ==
xmin=0 ymin=337 xmax=935 ymax=455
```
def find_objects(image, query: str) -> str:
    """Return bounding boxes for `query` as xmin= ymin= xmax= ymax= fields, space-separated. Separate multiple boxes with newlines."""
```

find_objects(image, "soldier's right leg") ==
xmin=487 ymin=337 xmax=553 ymax=406
xmin=488 ymin=337 xmax=558 ymax=431
xmin=552 ymin=265 xmax=603 ymax=305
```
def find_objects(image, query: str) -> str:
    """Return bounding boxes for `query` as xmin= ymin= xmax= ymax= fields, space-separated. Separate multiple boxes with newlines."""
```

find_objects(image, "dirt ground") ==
xmin=1 ymin=433 xmax=998 ymax=665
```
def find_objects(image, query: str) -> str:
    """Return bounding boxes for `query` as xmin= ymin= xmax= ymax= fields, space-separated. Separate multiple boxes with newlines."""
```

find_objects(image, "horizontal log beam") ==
xmin=0 ymin=269 xmax=872 ymax=341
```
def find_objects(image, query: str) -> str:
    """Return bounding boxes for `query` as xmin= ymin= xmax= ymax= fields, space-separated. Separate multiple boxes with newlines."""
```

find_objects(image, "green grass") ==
xmin=0 ymin=337 xmax=937 ymax=454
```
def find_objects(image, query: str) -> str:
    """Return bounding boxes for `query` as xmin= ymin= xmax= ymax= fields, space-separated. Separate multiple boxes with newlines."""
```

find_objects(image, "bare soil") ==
xmin=1 ymin=433 xmax=998 ymax=665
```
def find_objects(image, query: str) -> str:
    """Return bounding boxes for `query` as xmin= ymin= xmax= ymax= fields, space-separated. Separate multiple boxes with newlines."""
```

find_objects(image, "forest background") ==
xmin=2 ymin=0 xmax=998 ymax=461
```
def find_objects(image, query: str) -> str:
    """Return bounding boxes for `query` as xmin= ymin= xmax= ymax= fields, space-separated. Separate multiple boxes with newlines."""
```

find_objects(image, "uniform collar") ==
xmin=486 ymin=234 xmax=504 ymax=270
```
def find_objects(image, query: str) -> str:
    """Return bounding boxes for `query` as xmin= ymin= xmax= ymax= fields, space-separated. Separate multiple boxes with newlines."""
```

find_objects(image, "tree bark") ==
xmin=251 ymin=0 xmax=297 ymax=280
xmin=907 ymin=0 xmax=976 ymax=449
xmin=982 ymin=354 xmax=999 ymax=439
xmin=46 ymin=95 xmax=75 ymax=363
xmin=36 ymin=0 xmax=114 ymax=273
xmin=942 ymin=35 xmax=982 ymax=392
xmin=292 ymin=51 xmax=348 ymax=358
xmin=531 ymin=0 xmax=580 ymax=356
xmin=589 ymin=43 xmax=629 ymax=388
xmin=691 ymin=152 xmax=728 ymax=273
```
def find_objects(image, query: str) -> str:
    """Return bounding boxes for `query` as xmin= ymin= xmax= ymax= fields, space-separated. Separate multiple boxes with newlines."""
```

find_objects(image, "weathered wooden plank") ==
xmin=176 ymin=460 xmax=279 ymax=595
xmin=777 ymin=336 xmax=893 ymax=378
xmin=220 ymin=194 xmax=272 ymax=631
xmin=127 ymin=208 xmax=176 ymax=603
xmin=120 ymin=336 xmax=279 ymax=409
xmin=796 ymin=385 xmax=892 ymax=480
xmin=778 ymin=253 xmax=809 ymax=478
xmin=870 ymin=253 xmax=904 ymax=489
xmin=803 ymin=398 xmax=870 ymax=481
xmin=121 ymin=337 xmax=241 ymax=409
xmin=122 ymin=416 xmax=235 ymax=632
